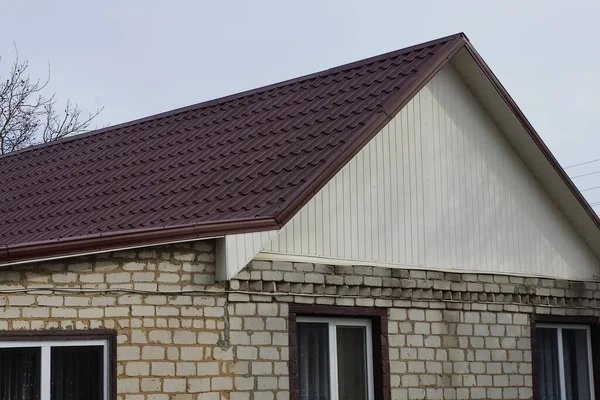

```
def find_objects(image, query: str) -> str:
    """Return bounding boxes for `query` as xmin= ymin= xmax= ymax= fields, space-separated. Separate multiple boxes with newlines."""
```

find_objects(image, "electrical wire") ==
xmin=0 ymin=285 xmax=599 ymax=311
xmin=571 ymin=170 xmax=600 ymax=179
xmin=581 ymin=185 xmax=600 ymax=193
xmin=565 ymin=158 xmax=600 ymax=169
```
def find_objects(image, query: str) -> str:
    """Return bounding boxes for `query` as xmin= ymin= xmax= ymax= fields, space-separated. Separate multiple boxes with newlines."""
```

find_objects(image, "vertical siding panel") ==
xmin=295 ymin=210 xmax=303 ymax=254
xmin=402 ymin=106 xmax=412 ymax=265
xmin=421 ymin=83 xmax=436 ymax=266
xmin=469 ymin=90 xmax=484 ymax=271
xmin=356 ymin=151 xmax=365 ymax=260
xmin=323 ymin=186 xmax=330 ymax=257
xmin=309 ymin=193 xmax=317 ymax=255
xmin=414 ymin=91 xmax=426 ymax=265
xmin=303 ymin=205 xmax=310 ymax=254
xmin=349 ymin=158 xmax=358 ymax=259
xmin=364 ymin=142 xmax=373 ymax=261
xmin=406 ymin=101 xmax=419 ymax=264
xmin=329 ymin=176 xmax=336 ymax=257
xmin=389 ymin=117 xmax=400 ymax=263
xmin=343 ymin=166 xmax=352 ymax=259
xmin=461 ymin=81 xmax=475 ymax=270
xmin=431 ymin=75 xmax=442 ymax=268
xmin=315 ymin=192 xmax=323 ymax=256
xmin=379 ymin=124 xmax=389 ymax=261
xmin=427 ymin=76 xmax=441 ymax=266
xmin=265 ymin=232 xmax=276 ymax=252
xmin=458 ymin=79 xmax=468 ymax=269
xmin=447 ymin=70 xmax=458 ymax=268
xmin=382 ymin=124 xmax=392 ymax=262
xmin=371 ymin=136 xmax=380 ymax=261
xmin=396 ymin=112 xmax=406 ymax=265
xmin=375 ymin=123 xmax=384 ymax=261
xmin=493 ymin=114 xmax=507 ymax=272
xmin=336 ymin=166 xmax=343 ymax=258
xmin=437 ymin=73 xmax=448 ymax=269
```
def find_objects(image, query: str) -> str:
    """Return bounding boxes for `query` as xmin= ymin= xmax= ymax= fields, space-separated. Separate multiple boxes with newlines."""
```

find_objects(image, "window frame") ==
xmin=532 ymin=315 xmax=600 ymax=400
xmin=296 ymin=316 xmax=375 ymax=400
xmin=0 ymin=329 xmax=117 ymax=400
xmin=535 ymin=323 xmax=595 ymax=400
xmin=288 ymin=304 xmax=390 ymax=400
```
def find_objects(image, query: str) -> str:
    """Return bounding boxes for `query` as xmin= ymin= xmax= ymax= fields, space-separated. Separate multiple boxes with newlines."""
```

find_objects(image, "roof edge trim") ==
xmin=274 ymin=35 xmax=468 ymax=225
xmin=461 ymin=42 xmax=600 ymax=230
xmin=0 ymin=217 xmax=279 ymax=266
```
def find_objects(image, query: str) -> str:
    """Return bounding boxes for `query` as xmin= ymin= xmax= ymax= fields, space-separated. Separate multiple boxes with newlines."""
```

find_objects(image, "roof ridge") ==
xmin=0 ymin=33 xmax=465 ymax=161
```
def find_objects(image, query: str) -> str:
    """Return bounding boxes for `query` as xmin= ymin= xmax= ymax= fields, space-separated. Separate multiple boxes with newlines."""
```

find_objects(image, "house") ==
xmin=0 ymin=32 xmax=598 ymax=400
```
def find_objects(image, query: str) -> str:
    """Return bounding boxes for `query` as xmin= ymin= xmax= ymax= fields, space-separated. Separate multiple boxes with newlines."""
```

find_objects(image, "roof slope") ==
xmin=0 ymin=34 xmax=465 ymax=262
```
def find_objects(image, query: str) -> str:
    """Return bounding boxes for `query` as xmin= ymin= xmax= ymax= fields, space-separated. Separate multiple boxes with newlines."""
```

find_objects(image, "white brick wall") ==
xmin=1 ymin=241 xmax=598 ymax=399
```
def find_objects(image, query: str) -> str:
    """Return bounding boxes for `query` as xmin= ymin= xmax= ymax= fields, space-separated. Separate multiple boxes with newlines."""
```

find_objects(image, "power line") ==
xmin=581 ymin=185 xmax=600 ymax=193
xmin=571 ymin=170 xmax=600 ymax=179
xmin=565 ymin=158 xmax=600 ymax=169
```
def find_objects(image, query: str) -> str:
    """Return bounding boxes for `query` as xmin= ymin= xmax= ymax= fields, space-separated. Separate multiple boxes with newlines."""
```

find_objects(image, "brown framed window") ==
xmin=288 ymin=304 xmax=390 ymax=400
xmin=0 ymin=330 xmax=117 ymax=400
xmin=532 ymin=315 xmax=600 ymax=400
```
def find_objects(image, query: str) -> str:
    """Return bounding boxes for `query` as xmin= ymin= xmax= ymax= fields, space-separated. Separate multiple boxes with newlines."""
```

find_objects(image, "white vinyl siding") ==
xmin=264 ymin=65 xmax=600 ymax=279
xmin=216 ymin=230 xmax=278 ymax=280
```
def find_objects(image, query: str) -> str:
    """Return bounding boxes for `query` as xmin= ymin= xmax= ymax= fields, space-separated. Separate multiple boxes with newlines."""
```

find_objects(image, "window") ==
xmin=296 ymin=317 xmax=374 ymax=400
xmin=536 ymin=323 xmax=596 ymax=400
xmin=0 ymin=331 xmax=114 ymax=400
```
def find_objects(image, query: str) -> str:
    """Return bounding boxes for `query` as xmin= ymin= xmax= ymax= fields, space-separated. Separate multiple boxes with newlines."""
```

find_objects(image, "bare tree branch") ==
xmin=0 ymin=46 xmax=103 ymax=155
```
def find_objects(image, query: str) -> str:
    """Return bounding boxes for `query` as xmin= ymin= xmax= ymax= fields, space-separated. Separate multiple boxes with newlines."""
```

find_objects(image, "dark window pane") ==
xmin=0 ymin=347 xmax=41 ymax=400
xmin=562 ymin=329 xmax=592 ymax=400
xmin=298 ymin=322 xmax=330 ymax=400
xmin=51 ymin=346 xmax=104 ymax=400
xmin=336 ymin=326 xmax=368 ymax=400
xmin=536 ymin=328 xmax=560 ymax=400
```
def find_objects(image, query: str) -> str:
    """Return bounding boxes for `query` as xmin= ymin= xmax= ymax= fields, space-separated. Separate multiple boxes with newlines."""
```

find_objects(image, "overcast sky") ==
xmin=1 ymin=0 xmax=599 ymax=208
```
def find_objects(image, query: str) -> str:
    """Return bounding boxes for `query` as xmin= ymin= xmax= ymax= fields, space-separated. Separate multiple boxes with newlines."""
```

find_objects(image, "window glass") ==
xmin=336 ymin=326 xmax=367 ymax=400
xmin=538 ymin=328 xmax=561 ymax=400
xmin=562 ymin=329 xmax=592 ymax=400
xmin=297 ymin=318 xmax=373 ymax=400
xmin=51 ymin=346 xmax=104 ymax=400
xmin=536 ymin=324 xmax=594 ymax=400
xmin=0 ymin=347 xmax=41 ymax=400
xmin=0 ymin=338 xmax=108 ymax=400
xmin=298 ymin=322 xmax=330 ymax=400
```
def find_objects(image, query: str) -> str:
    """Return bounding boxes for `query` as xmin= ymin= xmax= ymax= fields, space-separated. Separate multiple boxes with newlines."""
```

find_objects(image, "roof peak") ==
xmin=0 ymin=33 xmax=466 ymax=161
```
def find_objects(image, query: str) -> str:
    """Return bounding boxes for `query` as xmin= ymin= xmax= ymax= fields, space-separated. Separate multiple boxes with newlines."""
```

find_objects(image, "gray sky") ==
xmin=2 ymin=0 xmax=599 ymax=208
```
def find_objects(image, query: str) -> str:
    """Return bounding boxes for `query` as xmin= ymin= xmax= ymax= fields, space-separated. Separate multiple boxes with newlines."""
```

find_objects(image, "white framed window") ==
xmin=536 ymin=323 xmax=596 ymax=400
xmin=0 ymin=338 xmax=110 ymax=400
xmin=296 ymin=316 xmax=374 ymax=400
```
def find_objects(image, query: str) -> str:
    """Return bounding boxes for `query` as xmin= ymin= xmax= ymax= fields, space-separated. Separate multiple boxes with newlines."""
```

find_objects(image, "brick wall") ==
xmin=0 ymin=240 xmax=599 ymax=399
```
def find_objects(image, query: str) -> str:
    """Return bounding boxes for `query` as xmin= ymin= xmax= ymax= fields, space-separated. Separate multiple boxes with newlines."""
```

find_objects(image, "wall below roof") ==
xmin=3 ymin=239 xmax=600 ymax=399
xmin=264 ymin=65 xmax=600 ymax=280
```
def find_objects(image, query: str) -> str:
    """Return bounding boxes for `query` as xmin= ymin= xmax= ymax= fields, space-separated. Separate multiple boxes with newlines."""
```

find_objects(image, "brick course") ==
xmin=0 ymin=239 xmax=598 ymax=399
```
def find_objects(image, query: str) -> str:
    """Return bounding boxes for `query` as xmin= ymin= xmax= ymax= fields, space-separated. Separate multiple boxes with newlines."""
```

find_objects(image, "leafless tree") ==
xmin=0 ymin=48 xmax=103 ymax=155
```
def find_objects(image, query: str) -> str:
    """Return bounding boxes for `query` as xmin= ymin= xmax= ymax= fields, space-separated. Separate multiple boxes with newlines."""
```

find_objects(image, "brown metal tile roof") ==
xmin=0 ymin=34 xmax=466 ymax=263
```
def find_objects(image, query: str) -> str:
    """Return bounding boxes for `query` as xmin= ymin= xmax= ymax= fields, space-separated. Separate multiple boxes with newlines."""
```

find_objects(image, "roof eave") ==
xmin=0 ymin=217 xmax=280 ymax=266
